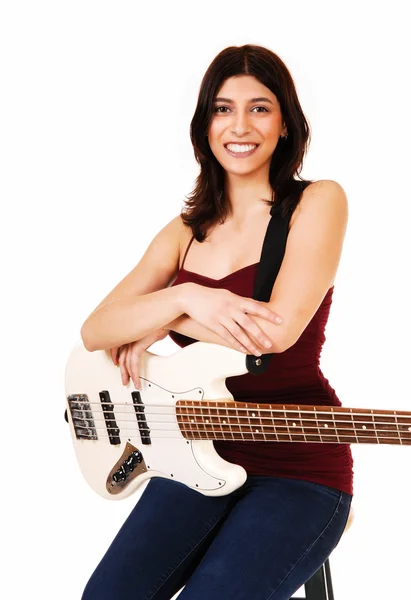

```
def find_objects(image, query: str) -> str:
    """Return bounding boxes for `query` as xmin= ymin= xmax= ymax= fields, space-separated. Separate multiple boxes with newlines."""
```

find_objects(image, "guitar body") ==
xmin=66 ymin=339 xmax=410 ymax=514
xmin=65 ymin=340 xmax=249 ymax=500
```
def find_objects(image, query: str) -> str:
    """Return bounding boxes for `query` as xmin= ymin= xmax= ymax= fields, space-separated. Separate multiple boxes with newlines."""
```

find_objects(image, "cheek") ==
xmin=208 ymin=120 xmax=224 ymax=139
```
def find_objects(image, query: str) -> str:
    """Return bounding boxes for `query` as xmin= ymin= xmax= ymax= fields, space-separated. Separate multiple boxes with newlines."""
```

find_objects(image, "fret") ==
xmin=204 ymin=401 xmax=212 ymax=440
xmin=318 ymin=407 xmax=337 ymax=443
xmin=315 ymin=407 xmax=323 ymax=442
xmin=299 ymin=406 xmax=307 ymax=442
xmin=257 ymin=404 xmax=266 ymax=441
xmin=194 ymin=400 xmax=202 ymax=439
xmin=235 ymin=401 xmax=245 ymax=441
xmin=192 ymin=400 xmax=201 ymax=440
xmin=199 ymin=398 xmax=207 ymax=440
xmin=238 ymin=402 xmax=249 ymax=438
xmin=282 ymin=405 xmax=291 ymax=441
xmin=371 ymin=412 xmax=402 ymax=439
xmin=226 ymin=402 xmax=234 ymax=440
xmin=353 ymin=407 xmax=377 ymax=442
xmin=286 ymin=407 xmax=305 ymax=442
xmin=271 ymin=405 xmax=279 ymax=442
xmin=331 ymin=407 xmax=340 ymax=443
xmin=216 ymin=402 xmax=224 ymax=440
xmin=250 ymin=406 xmax=262 ymax=441
xmin=350 ymin=408 xmax=359 ymax=443
xmin=245 ymin=404 xmax=254 ymax=441
xmin=371 ymin=409 xmax=379 ymax=444
xmin=394 ymin=411 xmax=402 ymax=445
xmin=185 ymin=400 xmax=194 ymax=440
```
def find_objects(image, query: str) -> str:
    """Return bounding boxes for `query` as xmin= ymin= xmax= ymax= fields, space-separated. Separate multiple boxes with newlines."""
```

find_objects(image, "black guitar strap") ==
xmin=246 ymin=182 xmax=310 ymax=374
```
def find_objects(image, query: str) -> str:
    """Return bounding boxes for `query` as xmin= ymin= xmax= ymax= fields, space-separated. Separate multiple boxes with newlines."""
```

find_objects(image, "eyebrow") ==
xmin=213 ymin=96 xmax=274 ymax=105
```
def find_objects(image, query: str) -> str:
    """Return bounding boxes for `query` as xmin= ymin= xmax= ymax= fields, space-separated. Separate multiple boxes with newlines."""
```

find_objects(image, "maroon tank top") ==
xmin=169 ymin=237 xmax=354 ymax=496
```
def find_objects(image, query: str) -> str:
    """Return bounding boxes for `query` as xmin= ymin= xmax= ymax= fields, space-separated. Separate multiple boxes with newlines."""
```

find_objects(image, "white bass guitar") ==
xmin=65 ymin=340 xmax=411 ymax=500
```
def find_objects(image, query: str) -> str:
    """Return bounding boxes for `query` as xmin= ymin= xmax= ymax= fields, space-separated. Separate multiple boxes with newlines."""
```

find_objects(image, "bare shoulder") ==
xmin=290 ymin=179 xmax=348 ymax=228
xmin=87 ymin=214 xmax=186 ymax=314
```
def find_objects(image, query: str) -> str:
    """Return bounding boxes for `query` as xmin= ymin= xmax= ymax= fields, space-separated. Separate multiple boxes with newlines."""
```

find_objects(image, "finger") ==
xmin=218 ymin=317 xmax=262 ymax=356
xmin=126 ymin=346 xmax=141 ymax=389
xmin=245 ymin=300 xmax=283 ymax=324
xmin=214 ymin=322 xmax=249 ymax=354
xmin=124 ymin=345 xmax=134 ymax=385
xmin=118 ymin=346 xmax=130 ymax=386
xmin=129 ymin=350 xmax=141 ymax=389
xmin=236 ymin=312 xmax=273 ymax=351
xmin=110 ymin=347 xmax=119 ymax=366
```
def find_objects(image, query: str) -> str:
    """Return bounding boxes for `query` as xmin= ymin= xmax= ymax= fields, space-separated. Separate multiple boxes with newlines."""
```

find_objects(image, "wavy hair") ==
xmin=181 ymin=44 xmax=315 ymax=241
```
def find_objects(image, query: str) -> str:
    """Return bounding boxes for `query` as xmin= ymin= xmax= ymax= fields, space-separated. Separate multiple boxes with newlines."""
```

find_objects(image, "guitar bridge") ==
xmin=67 ymin=394 xmax=98 ymax=440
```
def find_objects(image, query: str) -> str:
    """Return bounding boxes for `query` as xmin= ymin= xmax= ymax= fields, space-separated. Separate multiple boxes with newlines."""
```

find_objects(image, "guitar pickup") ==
xmin=99 ymin=390 xmax=121 ymax=445
xmin=132 ymin=391 xmax=151 ymax=445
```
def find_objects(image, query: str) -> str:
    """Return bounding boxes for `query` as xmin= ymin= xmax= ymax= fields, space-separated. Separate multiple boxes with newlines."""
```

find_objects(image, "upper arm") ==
xmin=266 ymin=179 xmax=348 ymax=350
xmin=86 ymin=214 xmax=186 ymax=317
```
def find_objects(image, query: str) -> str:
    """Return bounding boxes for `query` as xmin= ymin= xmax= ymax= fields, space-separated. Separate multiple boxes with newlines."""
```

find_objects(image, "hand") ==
xmin=110 ymin=328 xmax=170 ymax=388
xmin=182 ymin=284 xmax=283 ymax=356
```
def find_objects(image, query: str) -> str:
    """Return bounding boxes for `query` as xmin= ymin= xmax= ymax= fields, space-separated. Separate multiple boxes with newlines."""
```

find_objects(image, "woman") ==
xmin=80 ymin=44 xmax=353 ymax=600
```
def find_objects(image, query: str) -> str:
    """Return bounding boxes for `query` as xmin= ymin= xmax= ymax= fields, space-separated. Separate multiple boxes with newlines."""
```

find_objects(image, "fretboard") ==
xmin=175 ymin=400 xmax=411 ymax=445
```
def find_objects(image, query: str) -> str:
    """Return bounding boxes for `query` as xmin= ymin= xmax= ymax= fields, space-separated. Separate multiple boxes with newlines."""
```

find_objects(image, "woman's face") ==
xmin=207 ymin=75 xmax=287 ymax=176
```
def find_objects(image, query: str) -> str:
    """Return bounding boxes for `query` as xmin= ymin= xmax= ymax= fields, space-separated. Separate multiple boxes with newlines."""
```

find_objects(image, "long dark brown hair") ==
xmin=181 ymin=44 xmax=315 ymax=241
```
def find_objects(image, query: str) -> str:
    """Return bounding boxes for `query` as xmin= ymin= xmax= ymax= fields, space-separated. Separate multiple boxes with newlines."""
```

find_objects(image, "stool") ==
xmin=292 ymin=557 xmax=334 ymax=600
xmin=291 ymin=505 xmax=354 ymax=600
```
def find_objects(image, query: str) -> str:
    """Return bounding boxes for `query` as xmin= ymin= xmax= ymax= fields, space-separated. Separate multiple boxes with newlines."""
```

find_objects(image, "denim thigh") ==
xmin=81 ymin=475 xmax=352 ymax=600
xmin=177 ymin=476 xmax=352 ymax=600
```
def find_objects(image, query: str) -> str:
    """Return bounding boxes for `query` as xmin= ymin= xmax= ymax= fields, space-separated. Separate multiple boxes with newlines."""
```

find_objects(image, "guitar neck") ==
xmin=176 ymin=400 xmax=411 ymax=445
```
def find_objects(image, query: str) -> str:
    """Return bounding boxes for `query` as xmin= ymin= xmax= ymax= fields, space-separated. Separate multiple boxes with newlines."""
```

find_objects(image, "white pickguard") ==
xmin=65 ymin=340 xmax=250 ymax=500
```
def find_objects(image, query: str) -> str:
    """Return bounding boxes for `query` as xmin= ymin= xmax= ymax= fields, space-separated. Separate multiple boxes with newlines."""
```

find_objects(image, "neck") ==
xmin=175 ymin=399 xmax=411 ymax=446
xmin=224 ymin=173 xmax=273 ymax=223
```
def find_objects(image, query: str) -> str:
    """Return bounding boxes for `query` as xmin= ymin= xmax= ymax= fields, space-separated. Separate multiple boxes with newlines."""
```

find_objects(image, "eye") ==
xmin=213 ymin=106 xmax=269 ymax=113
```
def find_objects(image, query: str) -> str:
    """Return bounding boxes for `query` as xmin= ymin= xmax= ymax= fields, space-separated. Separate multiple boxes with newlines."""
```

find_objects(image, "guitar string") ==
xmin=70 ymin=416 xmax=411 ymax=438
xmin=74 ymin=423 xmax=411 ymax=438
xmin=67 ymin=402 xmax=411 ymax=439
xmin=67 ymin=405 xmax=411 ymax=426
xmin=71 ymin=413 xmax=411 ymax=431
xmin=67 ymin=400 xmax=411 ymax=418
xmin=72 ymin=430 xmax=411 ymax=442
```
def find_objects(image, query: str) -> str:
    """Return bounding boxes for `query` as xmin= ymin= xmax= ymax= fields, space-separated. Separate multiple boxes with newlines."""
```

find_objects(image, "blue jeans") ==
xmin=82 ymin=475 xmax=352 ymax=600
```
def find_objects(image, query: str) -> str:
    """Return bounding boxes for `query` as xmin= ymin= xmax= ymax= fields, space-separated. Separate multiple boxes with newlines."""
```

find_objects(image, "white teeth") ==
xmin=226 ymin=143 xmax=257 ymax=153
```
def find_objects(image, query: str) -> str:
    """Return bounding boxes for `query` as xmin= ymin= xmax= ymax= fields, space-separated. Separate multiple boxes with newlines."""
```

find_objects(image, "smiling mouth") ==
xmin=224 ymin=144 xmax=259 ymax=157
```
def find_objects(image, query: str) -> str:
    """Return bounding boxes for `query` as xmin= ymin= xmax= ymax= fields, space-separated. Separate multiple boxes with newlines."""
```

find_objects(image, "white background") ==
xmin=1 ymin=1 xmax=410 ymax=598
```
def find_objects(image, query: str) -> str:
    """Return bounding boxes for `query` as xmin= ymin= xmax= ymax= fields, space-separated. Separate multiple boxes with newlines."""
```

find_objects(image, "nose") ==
xmin=230 ymin=109 xmax=252 ymax=137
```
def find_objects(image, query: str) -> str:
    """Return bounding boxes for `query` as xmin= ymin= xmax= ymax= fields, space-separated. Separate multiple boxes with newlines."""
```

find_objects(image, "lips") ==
xmin=224 ymin=144 xmax=259 ymax=158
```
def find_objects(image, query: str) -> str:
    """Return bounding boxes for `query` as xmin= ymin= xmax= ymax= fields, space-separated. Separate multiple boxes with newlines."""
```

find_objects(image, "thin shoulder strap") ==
xmin=180 ymin=235 xmax=195 ymax=269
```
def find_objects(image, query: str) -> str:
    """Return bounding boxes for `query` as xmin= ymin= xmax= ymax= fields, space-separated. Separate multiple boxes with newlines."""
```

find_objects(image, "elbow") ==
xmin=261 ymin=334 xmax=289 ymax=354
xmin=80 ymin=322 xmax=98 ymax=352
xmin=263 ymin=326 xmax=298 ymax=354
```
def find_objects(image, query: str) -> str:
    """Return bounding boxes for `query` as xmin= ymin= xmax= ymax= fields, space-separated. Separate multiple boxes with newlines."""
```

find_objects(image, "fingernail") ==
xmin=264 ymin=340 xmax=272 ymax=348
xmin=275 ymin=316 xmax=282 ymax=323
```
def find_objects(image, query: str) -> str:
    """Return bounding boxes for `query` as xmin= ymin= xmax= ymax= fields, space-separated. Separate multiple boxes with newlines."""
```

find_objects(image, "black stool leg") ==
xmin=304 ymin=558 xmax=334 ymax=600
xmin=290 ymin=558 xmax=334 ymax=600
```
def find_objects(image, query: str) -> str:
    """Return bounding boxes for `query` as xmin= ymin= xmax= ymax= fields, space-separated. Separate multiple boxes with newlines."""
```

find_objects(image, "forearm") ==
xmin=168 ymin=314 xmax=279 ymax=354
xmin=168 ymin=314 xmax=235 ymax=349
xmin=81 ymin=283 xmax=191 ymax=351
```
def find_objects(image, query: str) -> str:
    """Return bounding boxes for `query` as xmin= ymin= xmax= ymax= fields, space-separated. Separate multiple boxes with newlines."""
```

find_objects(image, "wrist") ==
xmin=174 ymin=281 xmax=196 ymax=314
